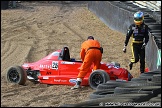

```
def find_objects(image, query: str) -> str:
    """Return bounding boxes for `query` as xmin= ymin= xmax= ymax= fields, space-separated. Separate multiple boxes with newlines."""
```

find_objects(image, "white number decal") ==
xmin=52 ymin=61 xmax=58 ymax=69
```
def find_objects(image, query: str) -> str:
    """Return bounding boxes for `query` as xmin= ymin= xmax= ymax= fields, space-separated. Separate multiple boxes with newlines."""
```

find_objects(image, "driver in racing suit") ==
xmin=123 ymin=11 xmax=149 ymax=74
xmin=71 ymin=36 xmax=102 ymax=90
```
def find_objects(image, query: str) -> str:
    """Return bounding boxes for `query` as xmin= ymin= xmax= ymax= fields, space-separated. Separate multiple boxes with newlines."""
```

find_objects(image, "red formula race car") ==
xmin=6 ymin=46 xmax=133 ymax=89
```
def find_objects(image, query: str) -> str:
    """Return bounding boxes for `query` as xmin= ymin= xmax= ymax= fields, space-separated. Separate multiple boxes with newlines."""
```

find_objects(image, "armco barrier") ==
xmin=88 ymin=1 xmax=161 ymax=71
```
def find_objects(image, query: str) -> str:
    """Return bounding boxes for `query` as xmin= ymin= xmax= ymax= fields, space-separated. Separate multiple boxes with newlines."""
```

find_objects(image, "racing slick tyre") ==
xmin=6 ymin=65 xmax=27 ymax=85
xmin=89 ymin=70 xmax=110 ymax=90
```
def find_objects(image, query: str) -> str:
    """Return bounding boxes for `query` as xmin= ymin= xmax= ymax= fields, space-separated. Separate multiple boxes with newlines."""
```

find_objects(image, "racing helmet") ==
xmin=134 ymin=11 xmax=144 ymax=25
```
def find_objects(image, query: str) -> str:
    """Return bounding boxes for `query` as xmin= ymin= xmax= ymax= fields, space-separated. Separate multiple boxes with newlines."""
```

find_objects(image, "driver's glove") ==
xmin=123 ymin=45 xmax=126 ymax=53
xmin=141 ymin=43 xmax=146 ymax=49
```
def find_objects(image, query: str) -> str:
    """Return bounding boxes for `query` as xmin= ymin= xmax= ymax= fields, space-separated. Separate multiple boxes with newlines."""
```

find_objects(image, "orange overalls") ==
xmin=77 ymin=39 xmax=102 ymax=79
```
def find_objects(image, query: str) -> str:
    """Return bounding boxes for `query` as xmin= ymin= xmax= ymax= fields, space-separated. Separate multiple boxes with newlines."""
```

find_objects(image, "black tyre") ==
xmin=6 ymin=65 xmax=27 ymax=85
xmin=96 ymin=83 xmax=118 ymax=91
xmin=96 ymin=80 xmax=132 ymax=91
xmin=139 ymin=70 xmax=161 ymax=79
xmin=148 ymin=24 xmax=161 ymax=30
xmin=131 ymin=77 xmax=148 ymax=82
xmin=140 ymin=70 xmax=161 ymax=76
xmin=89 ymin=70 xmax=110 ymax=89
xmin=128 ymin=81 xmax=161 ymax=87
xmin=89 ymin=89 xmax=115 ymax=99
xmin=114 ymin=86 xmax=161 ymax=95
xmin=152 ymin=74 xmax=161 ymax=83
xmin=148 ymin=97 xmax=161 ymax=102
xmin=90 ymin=89 xmax=150 ymax=101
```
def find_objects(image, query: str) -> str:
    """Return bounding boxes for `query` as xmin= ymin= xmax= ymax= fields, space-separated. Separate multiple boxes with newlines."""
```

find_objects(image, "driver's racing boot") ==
xmin=71 ymin=78 xmax=82 ymax=90
xmin=129 ymin=62 xmax=133 ymax=70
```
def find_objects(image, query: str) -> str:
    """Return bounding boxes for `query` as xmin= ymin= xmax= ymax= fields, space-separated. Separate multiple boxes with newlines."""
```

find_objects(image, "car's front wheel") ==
xmin=6 ymin=65 xmax=27 ymax=85
xmin=89 ymin=69 xmax=110 ymax=89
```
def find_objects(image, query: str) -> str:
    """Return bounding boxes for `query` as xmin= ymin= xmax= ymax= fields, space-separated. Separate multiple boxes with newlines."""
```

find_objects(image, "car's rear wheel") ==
xmin=6 ymin=65 xmax=27 ymax=85
xmin=89 ymin=69 xmax=110 ymax=89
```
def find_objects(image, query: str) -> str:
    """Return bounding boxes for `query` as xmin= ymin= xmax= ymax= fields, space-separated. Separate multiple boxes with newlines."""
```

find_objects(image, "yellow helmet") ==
xmin=134 ymin=11 xmax=144 ymax=25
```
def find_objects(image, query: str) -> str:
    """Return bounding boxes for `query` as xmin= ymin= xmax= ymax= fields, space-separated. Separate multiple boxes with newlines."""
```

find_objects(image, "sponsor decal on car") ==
xmin=40 ymin=64 xmax=52 ymax=69
xmin=43 ymin=76 xmax=49 ymax=79
xmin=61 ymin=61 xmax=75 ymax=64
xmin=52 ymin=61 xmax=58 ymax=69
xmin=54 ymin=79 xmax=67 ymax=82
xmin=69 ymin=79 xmax=77 ymax=84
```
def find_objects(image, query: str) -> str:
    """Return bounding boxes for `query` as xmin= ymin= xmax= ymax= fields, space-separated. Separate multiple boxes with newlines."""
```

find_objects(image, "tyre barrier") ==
xmin=148 ymin=96 xmax=161 ymax=102
xmin=96 ymin=83 xmax=119 ymax=91
xmin=131 ymin=74 xmax=161 ymax=84
xmin=139 ymin=71 xmax=161 ymax=79
xmin=130 ymin=77 xmax=150 ymax=82
xmin=59 ymin=66 xmax=161 ymax=107
xmin=152 ymin=34 xmax=161 ymax=48
xmin=148 ymin=24 xmax=161 ymax=31
xmin=153 ymin=36 xmax=161 ymax=42
xmin=59 ymin=72 xmax=161 ymax=107
xmin=139 ymin=70 xmax=161 ymax=76
xmin=96 ymin=80 xmax=133 ymax=91
xmin=114 ymin=86 xmax=161 ymax=95
xmin=152 ymin=33 xmax=161 ymax=37
xmin=152 ymin=74 xmax=161 ymax=83
xmin=144 ymin=18 xmax=157 ymax=25
xmin=89 ymin=88 xmax=151 ymax=101
xmin=96 ymin=79 xmax=161 ymax=91
xmin=147 ymin=93 xmax=161 ymax=102
xmin=89 ymin=89 xmax=115 ymax=99
xmin=152 ymin=11 xmax=161 ymax=24
xmin=149 ymin=29 xmax=161 ymax=33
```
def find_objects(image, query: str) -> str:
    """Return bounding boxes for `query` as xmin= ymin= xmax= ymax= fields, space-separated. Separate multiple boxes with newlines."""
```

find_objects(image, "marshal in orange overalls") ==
xmin=77 ymin=38 xmax=102 ymax=79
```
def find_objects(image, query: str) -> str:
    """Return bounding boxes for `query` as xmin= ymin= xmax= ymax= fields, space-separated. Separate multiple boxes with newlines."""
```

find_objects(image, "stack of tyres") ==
xmin=148 ymin=23 xmax=161 ymax=49
xmin=59 ymin=70 xmax=161 ymax=107
xmin=152 ymin=11 xmax=161 ymax=24
xmin=144 ymin=17 xmax=157 ymax=25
